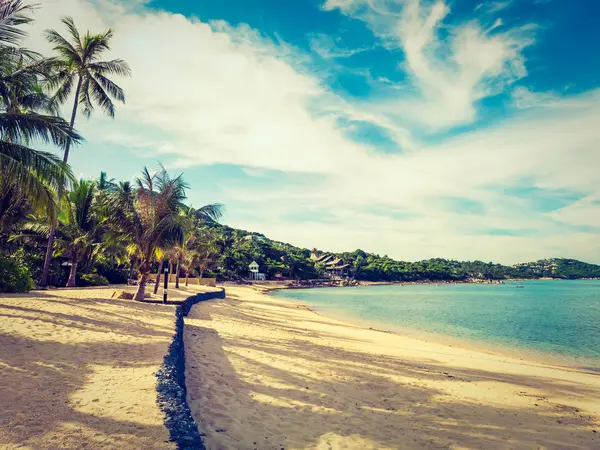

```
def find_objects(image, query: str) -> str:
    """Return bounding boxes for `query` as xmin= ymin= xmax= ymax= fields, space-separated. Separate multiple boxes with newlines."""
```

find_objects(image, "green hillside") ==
xmin=204 ymin=223 xmax=600 ymax=282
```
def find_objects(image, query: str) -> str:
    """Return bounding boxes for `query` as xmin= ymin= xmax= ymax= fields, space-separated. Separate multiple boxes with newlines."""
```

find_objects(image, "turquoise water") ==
xmin=273 ymin=280 xmax=600 ymax=369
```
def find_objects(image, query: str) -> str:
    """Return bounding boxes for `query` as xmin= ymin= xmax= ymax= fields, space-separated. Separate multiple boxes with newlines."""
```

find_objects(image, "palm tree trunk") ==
xmin=64 ymin=76 xmax=83 ymax=164
xmin=185 ymin=271 xmax=189 ymax=287
xmin=134 ymin=272 xmax=149 ymax=301
xmin=175 ymin=257 xmax=180 ymax=289
xmin=39 ymin=225 xmax=56 ymax=287
xmin=153 ymin=260 xmax=163 ymax=295
xmin=39 ymin=78 xmax=82 ymax=288
xmin=66 ymin=261 xmax=77 ymax=287
xmin=129 ymin=259 xmax=137 ymax=280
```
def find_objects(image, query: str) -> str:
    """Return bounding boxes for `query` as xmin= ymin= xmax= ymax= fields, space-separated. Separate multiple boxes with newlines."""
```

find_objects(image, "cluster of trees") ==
xmin=200 ymin=232 xmax=600 ymax=282
xmin=0 ymin=1 xmax=222 ymax=298
xmin=2 ymin=2 xmax=598 ymax=295
xmin=205 ymin=226 xmax=320 ymax=281
xmin=336 ymin=252 xmax=600 ymax=281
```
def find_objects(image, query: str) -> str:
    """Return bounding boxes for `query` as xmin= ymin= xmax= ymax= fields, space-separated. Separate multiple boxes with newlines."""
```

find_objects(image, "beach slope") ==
xmin=185 ymin=286 xmax=600 ymax=450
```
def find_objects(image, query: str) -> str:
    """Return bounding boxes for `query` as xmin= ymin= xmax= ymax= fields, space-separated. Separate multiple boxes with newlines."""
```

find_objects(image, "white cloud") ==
xmin=512 ymin=86 xmax=559 ymax=108
xmin=322 ymin=0 xmax=534 ymax=130
xmin=23 ymin=0 xmax=600 ymax=264
xmin=309 ymin=33 xmax=370 ymax=59
xmin=475 ymin=1 xmax=515 ymax=14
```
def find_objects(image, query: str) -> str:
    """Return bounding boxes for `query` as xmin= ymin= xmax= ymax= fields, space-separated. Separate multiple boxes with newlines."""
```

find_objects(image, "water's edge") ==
xmin=270 ymin=283 xmax=600 ymax=373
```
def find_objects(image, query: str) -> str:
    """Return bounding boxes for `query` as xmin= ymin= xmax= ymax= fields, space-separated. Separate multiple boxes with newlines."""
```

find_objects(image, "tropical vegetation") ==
xmin=1 ymin=0 xmax=599 ymax=294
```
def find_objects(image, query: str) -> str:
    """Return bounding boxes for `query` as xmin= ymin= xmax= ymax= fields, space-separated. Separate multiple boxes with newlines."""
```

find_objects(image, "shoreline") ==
xmin=269 ymin=287 xmax=600 ymax=376
xmin=184 ymin=286 xmax=600 ymax=449
xmin=240 ymin=277 xmax=600 ymax=293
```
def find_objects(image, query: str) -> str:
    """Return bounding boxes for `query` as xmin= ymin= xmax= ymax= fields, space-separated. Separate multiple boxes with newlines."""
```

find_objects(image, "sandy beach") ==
xmin=0 ymin=287 xmax=181 ymax=450
xmin=185 ymin=286 xmax=600 ymax=450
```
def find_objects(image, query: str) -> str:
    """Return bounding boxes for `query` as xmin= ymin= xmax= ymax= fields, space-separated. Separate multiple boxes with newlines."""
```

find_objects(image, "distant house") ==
xmin=248 ymin=261 xmax=265 ymax=281
xmin=310 ymin=252 xmax=334 ymax=265
xmin=311 ymin=252 xmax=349 ymax=279
xmin=325 ymin=258 xmax=349 ymax=279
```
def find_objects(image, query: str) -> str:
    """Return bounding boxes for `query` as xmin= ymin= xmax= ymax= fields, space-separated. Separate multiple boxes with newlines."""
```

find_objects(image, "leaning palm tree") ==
xmin=39 ymin=15 xmax=130 ymax=287
xmin=107 ymin=166 xmax=188 ymax=301
xmin=0 ymin=0 xmax=78 ymax=247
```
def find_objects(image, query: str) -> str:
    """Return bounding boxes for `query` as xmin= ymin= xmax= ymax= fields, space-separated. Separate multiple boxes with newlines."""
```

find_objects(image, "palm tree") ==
xmin=16 ymin=179 xmax=104 ymax=287
xmin=173 ymin=205 xmax=222 ymax=288
xmin=39 ymin=15 xmax=131 ymax=287
xmin=0 ymin=0 xmax=78 ymax=248
xmin=107 ymin=166 xmax=188 ymax=301
xmin=151 ymin=179 xmax=223 ymax=293
xmin=55 ymin=179 xmax=102 ymax=287
xmin=194 ymin=232 xmax=219 ymax=279
xmin=45 ymin=16 xmax=131 ymax=163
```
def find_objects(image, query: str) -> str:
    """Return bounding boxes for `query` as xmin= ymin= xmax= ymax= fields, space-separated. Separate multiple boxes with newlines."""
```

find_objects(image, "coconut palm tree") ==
xmin=45 ymin=16 xmax=131 ymax=163
xmin=40 ymin=15 xmax=131 ymax=287
xmin=182 ymin=229 xmax=219 ymax=285
xmin=151 ymin=181 xmax=223 ymax=293
xmin=107 ymin=166 xmax=188 ymax=300
xmin=0 ymin=0 xmax=77 ymax=245
xmin=172 ymin=205 xmax=223 ymax=289
xmin=16 ymin=179 xmax=105 ymax=287
xmin=56 ymin=179 xmax=102 ymax=287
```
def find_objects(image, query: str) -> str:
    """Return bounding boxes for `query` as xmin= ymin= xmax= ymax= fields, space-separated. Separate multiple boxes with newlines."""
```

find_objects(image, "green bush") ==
xmin=78 ymin=273 xmax=110 ymax=287
xmin=0 ymin=255 xmax=34 ymax=293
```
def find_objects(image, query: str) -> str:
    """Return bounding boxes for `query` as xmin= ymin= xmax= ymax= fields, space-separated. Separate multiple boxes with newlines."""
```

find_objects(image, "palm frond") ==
xmin=60 ymin=16 xmax=82 ymax=53
xmin=88 ymin=59 xmax=131 ymax=77
xmin=0 ymin=112 xmax=83 ymax=149
xmin=78 ymin=76 xmax=94 ymax=118
xmin=48 ymin=69 xmax=75 ymax=106
xmin=82 ymin=29 xmax=113 ymax=61
xmin=0 ymin=140 xmax=74 ymax=191
xmin=44 ymin=29 xmax=81 ymax=64
xmin=0 ymin=0 xmax=34 ymax=45
xmin=93 ymin=72 xmax=125 ymax=103
xmin=0 ymin=150 xmax=58 ymax=221
xmin=195 ymin=203 xmax=224 ymax=223
xmin=15 ymin=91 xmax=58 ymax=115
xmin=88 ymin=73 xmax=115 ymax=117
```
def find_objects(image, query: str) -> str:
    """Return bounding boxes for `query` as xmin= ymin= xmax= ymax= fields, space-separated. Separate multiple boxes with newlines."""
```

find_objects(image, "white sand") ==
xmin=185 ymin=286 xmax=600 ymax=450
xmin=0 ymin=287 xmax=177 ymax=449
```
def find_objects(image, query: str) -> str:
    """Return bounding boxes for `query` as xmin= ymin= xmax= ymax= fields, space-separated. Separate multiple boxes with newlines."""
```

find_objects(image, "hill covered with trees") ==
xmin=204 ymin=223 xmax=600 ymax=282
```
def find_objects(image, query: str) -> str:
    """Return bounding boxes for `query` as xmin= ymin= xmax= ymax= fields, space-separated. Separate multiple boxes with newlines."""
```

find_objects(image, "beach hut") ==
xmin=249 ymin=261 xmax=259 ymax=280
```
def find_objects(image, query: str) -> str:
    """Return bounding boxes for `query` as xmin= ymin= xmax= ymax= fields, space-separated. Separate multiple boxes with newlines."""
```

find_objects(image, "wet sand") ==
xmin=185 ymin=286 xmax=600 ymax=450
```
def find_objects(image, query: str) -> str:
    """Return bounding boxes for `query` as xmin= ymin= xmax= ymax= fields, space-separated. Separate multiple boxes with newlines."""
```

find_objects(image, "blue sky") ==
xmin=27 ymin=0 xmax=600 ymax=263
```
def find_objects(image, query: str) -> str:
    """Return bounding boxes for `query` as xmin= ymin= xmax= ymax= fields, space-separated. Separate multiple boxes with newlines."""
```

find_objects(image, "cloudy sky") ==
xmin=27 ymin=0 xmax=600 ymax=264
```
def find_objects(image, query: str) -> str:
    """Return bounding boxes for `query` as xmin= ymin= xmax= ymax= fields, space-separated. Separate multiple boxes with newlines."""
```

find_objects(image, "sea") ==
xmin=273 ymin=280 xmax=600 ymax=370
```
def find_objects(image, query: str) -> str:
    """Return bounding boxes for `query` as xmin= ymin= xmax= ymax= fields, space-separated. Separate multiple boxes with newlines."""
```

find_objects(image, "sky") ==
xmin=25 ymin=0 xmax=600 ymax=264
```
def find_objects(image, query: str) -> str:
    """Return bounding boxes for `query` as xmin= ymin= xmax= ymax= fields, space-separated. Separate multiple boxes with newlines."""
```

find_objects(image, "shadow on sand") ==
xmin=184 ymin=293 xmax=600 ymax=450
xmin=0 ymin=290 xmax=177 ymax=449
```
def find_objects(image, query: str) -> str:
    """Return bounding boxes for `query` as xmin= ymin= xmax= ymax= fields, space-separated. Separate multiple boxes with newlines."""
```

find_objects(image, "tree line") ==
xmin=2 ymin=1 xmax=598 ymax=296
xmin=0 ymin=1 xmax=223 ymax=298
